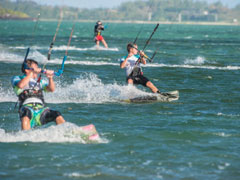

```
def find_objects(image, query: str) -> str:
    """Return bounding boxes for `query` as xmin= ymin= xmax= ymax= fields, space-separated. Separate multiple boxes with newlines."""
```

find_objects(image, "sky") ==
xmin=30 ymin=0 xmax=240 ymax=9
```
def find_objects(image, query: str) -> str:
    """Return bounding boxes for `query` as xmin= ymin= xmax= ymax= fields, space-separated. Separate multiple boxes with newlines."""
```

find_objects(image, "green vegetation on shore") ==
xmin=0 ymin=5 xmax=29 ymax=19
xmin=0 ymin=0 xmax=239 ymax=23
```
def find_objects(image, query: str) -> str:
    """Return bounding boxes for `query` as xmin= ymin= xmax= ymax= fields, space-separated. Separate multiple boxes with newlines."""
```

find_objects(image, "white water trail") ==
xmin=0 ymin=73 xmax=151 ymax=104
xmin=10 ymin=45 xmax=119 ymax=52
xmin=0 ymin=122 xmax=107 ymax=144
xmin=1 ymin=50 xmax=240 ymax=71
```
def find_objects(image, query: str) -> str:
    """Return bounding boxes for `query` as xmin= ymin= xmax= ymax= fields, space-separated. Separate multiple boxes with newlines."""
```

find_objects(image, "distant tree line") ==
xmin=0 ymin=0 xmax=239 ymax=23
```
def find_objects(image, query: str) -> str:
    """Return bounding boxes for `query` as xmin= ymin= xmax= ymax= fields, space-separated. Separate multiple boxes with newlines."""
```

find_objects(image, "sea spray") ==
xmin=0 ymin=122 xmax=107 ymax=144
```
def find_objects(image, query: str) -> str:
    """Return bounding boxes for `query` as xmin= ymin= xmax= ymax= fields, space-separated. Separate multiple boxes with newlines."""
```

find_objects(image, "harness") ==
xmin=130 ymin=66 xmax=142 ymax=77
xmin=95 ymin=24 xmax=104 ymax=36
xmin=18 ymin=88 xmax=45 ymax=108
xmin=130 ymin=57 xmax=143 ymax=77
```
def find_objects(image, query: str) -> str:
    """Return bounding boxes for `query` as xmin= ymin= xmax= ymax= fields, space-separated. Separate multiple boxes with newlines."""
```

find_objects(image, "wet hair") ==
xmin=127 ymin=42 xmax=136 ymax=52
xmin=21 ymin=59 xmax=38 ymax=73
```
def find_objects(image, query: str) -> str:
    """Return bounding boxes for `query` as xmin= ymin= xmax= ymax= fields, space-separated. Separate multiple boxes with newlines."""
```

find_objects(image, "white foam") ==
xmin=9 ymin=45 xmax=119 ymax=51
xmin=0 ymin=122 xmax=106 ymax=143
xmin=64 ymin=60 xmax=118 ymax=66
xmin=10 ymin=46 xmax=43 ymax=50
xmin=64 ymin=172 xmax=101 ymax=178
xmin=1 ymin=49 xmax=240 ymax=71
xmin=213 ymin=132 xmax=232 ymax=137
xmin=45 ymin=73 xmax=150 ymax=104
xmin=184 ymin=56 xmax=205 ymax=65
xmin=0 ymin=49 xmax=47 ymax=64
xmin=0 ymin=84 xmax=17 ymax=102
xmin=0 ymin=73 xmax=151 ymax=104
xmin=184 ymin=36 xmax=193 ymax=39
xmin=145 ymin=63 xmax=240 ymax=71
xmin=43 ymin=57 xmax=240 ymax=71
xmin=0 ymin=51 xmax=23 ymax=63
xmin=52 ymin=45 xmax=119 ymax=52
xmin=217 ymin=112 xmax=240 ymax=117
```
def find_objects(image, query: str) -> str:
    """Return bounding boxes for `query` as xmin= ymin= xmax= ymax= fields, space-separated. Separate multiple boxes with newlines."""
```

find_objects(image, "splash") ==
xmin=0 ymin=73 xmax=151 ymax=103
xmin=0 ymin=83 xmax=16 ymax=103
xmin=1 ymin=49 xmax=240 ymax=71
xmin=52 ymin=45 xmax=119 ymax=52
xmin=0 ymin=49 xmax=47 ymax=64
xmin=45 ymin=73 xmax=150 ymax=104
xmin=184 ymin=56 xmax=206 ymax=65
xmin=146 ymin=62 xmax=240 ymax=71
xmin=0 ymin=51 xmax=23 ymax=63
xmin=0 ymin=122 xmax=106 ymax=144
xmin=10 ymin=45 xmax=119 ymax=52
xmin=184 ymin=36 xmax=193 ymax=39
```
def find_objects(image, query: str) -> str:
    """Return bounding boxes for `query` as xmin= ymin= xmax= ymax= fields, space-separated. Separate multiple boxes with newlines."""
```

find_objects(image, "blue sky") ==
xmin=30 ymin=0 xmax=239 ymax=8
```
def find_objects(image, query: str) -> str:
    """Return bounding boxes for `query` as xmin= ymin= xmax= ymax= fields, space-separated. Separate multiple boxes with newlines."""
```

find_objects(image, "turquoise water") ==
xmin=0 ymin=20 xmax=240 ymax=179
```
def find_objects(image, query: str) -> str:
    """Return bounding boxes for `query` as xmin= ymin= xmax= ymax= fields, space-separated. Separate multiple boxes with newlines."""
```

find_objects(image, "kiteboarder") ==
xmin=11 ymin=59 xmax=66 ymax=130
xmin=120 ymin=43 xmax=168 ymax=95
xmin=94 ymin=20 xmax=108 ymax=48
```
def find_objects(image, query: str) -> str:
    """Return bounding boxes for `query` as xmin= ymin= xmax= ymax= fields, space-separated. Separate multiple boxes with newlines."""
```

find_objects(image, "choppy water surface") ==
xmin=0 ymin=20 xmax=240 ymax=179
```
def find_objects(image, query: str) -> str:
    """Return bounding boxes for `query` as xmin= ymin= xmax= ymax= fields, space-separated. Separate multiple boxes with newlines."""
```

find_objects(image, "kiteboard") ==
xmin=122 ymin=90 xmax=179 ymax=103
xmin=67 ymin=124 xmax=100 ymax=142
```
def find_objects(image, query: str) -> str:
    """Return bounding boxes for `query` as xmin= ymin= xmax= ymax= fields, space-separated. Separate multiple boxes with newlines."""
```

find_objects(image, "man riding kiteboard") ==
xmin=11 ymin=59 xmax=65 ymax=130
xmin=120 ymin=43 xmax=168 ymax=95
xmin=94 ymin=20 xmax=108 ymax=48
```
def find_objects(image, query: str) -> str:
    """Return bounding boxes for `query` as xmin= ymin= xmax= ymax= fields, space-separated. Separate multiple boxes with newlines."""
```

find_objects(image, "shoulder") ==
xmin=127 ymin=55 xmax=139 ymax=61
xmin=134 ymin=55 xmax=140 ymax=59
xmin=11 ymin=75 xmax=25 ymax=86
xmin=120 ymin=55 xmax=128 ymax=62
xmin=11 ymin=75 xmax=25 ymax=95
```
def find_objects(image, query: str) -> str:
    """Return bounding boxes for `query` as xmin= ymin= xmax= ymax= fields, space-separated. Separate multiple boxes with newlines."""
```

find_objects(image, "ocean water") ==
xmin=0 ymin=20 xmax=240 ymax=179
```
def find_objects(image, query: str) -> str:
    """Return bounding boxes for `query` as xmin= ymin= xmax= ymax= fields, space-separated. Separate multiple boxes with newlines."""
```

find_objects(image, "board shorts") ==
xmin=95 ymin=35 xmax=103 ymax=41
xmin=19 ymin=103 xmax=61 ymax=128
xmin=127 ymin=74 xmax=150 ymax=87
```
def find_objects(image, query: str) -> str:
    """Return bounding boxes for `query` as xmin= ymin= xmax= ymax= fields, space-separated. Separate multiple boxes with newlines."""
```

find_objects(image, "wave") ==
xmin=0 ymin=84 xmax=16 ymax=102
xmin=0 ymin=49 xmax=48 ymax=63
xmin=217 ymin=112 xmax=240 ymax=118
xmin=0 ymin=73 xmax=151 ymax=104
xmin=184 ymin=56 xmax=206 ymax=65
xmin=184 ymin=36 xmax=193 ymax=39
xmin=45 ymin=73 xmax=151 ymax=104
xmin=145 ymin=63 xmax=240 ymax=70
xmin=0 ymin=51 xmax=23 ymax=63
xmin=0 ymin=122 xmax=106 ymax=144
xmin=44 ymin=56 xmax=240 ymax=71
xmin=1 ymin=50 xmax=240 ymax=71
xmin=10 ymin=45 xmax=119 ymax=52
xmin=54 ymin=45 xmax=119 ymax=52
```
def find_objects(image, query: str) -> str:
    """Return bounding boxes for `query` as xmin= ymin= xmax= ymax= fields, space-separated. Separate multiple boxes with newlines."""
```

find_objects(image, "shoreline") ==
xmin=42 ymin=19 xmax=240 ymax=26
xmin=1 ymin=18 xmax=239 ymax=26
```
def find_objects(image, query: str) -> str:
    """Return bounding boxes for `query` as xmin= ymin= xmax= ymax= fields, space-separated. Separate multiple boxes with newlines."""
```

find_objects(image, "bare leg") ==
xmin=22 ymin=116 xmax=31 ymax=130
xmin=96 ymin=41 xmax=100 ymax=49
xmin=101 ymin=38 xmax=108 ymax=48
xmin=56 ymin=116 xmax=65 ymax=125
xmin=146 ymin=81 xmax=159 ymax=93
